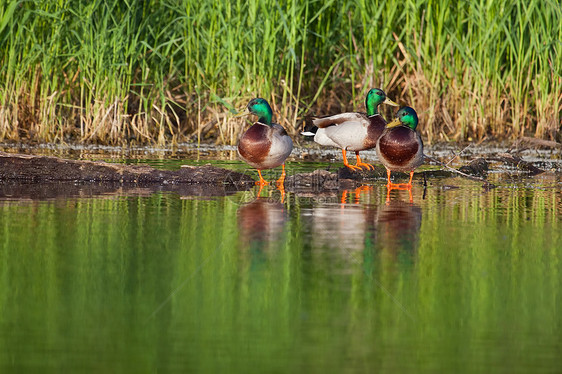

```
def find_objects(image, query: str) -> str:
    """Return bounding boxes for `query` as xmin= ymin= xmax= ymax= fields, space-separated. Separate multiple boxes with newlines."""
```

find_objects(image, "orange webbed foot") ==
xmin=355 ymin=152 xmax=375 ymax=170
xmin=387 ymin=183 xmax=412 ymax=190
xmin=345 ymin=164 xmax=363 ymax=171
xmin=385 ymin=184 xmax=414 ymax=203
xmin=356 ymin=162 xmax=375 ymax=170
xmin=343 ymin=149 xmax=363 ymax=172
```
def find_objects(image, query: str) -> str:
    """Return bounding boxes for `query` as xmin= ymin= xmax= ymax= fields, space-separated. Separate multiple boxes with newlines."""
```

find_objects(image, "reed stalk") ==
xmin=0 ymin=0 xmax=560 ymax=145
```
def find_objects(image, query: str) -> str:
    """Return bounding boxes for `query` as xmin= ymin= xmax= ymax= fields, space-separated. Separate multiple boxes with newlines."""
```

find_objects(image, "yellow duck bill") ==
xmin=384 ymin=97 xmax=399 ymax=107
xmin=233 ymin=108 xmax=250 ymax=118
xmin=385 ymin=117 xmax=402 ymax=128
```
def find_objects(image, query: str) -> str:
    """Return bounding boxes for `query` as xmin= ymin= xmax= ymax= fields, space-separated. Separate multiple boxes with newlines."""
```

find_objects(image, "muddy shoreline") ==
xmin=1 ymin=142 xmax=560 ymax=201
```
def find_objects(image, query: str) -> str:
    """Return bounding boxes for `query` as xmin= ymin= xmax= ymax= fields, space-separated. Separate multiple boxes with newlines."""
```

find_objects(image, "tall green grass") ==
xmin=0 ymin=0 xmax=560 ymax=145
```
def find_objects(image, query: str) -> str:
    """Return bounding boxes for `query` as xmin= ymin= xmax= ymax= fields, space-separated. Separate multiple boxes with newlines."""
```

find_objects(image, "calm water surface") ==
xmin=0 ymin=156 xmax=561 ymax=373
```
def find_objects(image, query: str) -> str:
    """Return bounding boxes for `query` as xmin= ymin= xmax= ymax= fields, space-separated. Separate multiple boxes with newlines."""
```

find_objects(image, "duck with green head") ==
xmin=301 ymin=88 xmax=398 ymax=170
xmin=376 ymin=106 xmax=424 ymax=188
xmin=237 ymin=98 xmax=293 ymax=186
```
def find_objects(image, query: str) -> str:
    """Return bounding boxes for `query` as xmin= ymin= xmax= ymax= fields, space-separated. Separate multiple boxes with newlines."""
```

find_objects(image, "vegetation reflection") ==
xmin=0 ymin=182 xmax=560 ymax=371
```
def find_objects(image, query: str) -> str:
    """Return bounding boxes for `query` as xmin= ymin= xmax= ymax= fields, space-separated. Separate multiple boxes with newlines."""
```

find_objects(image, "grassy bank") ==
xmin=0 ymin=0 xmax=560 ymax=145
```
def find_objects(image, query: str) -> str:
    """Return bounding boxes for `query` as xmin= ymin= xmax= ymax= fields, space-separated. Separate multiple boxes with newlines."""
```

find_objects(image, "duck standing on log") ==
xmin=236 ymin=98 xmax=293 ymax=187
xmin=301 ymin=88 xmax=398 ymax=171
xmin=376 ymin=106 xmax=424 ymax=189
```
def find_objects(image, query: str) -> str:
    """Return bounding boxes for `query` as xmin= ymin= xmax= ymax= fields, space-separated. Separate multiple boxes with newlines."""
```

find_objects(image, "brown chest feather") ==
xmin=238 ymin=124 xmax=271 ymax=164
xmin=364 ymin=115 xmax=386 ymax=149
xmin=378 ymin=127 xmax=419 ymax=165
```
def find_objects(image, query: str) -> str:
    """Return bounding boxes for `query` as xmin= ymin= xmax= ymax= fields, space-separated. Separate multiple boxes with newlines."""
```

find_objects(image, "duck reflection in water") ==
xmin=309 ymin=186 xmax=377 ymax=253
xmin=376 ymin=189 xmax=422 ymax=256
xmin=386 ymin=182 xmax=415 ymax=203
xmin=307 ymin=186 xmax=422 ymax=260
xmin=237 ymin=197 xmax=288 ymax=250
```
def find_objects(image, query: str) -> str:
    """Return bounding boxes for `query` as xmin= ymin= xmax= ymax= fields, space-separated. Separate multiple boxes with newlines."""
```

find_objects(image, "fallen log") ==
xmin=488 ymin=153 xmax=546 ymax=175
xmin=285 ymin=169 xmax=357 ymax=191
xmin=458 ymin=158 xmax=489 ymax=177
xmin=0 ymin=180 xmax=248 ymax=200
xmin=516 ymin=137 xmax=561 ymax=149
xmin=0 ymin=151 xmax=255 ymax=185
xmin=1 ymin=150 xmax=555 ymax=199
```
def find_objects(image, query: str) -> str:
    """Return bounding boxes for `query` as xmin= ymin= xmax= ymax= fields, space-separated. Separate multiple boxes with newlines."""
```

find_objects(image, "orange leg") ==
xmin=407 ymin=171 xmax=414 ymax=186
xmin=256 ymin=183 xmax=266 ymax=197
xmin=355 ymin=152 xmax=374 ymax=170
xmin=275 ymin=164 xmax=286 ymax=187
xmin=276 ymin=164 xmax=287 ymax=203
xmin=386 ymin=169 xmax=392 ymax=187
xmin=278 ymin=184 xmax=286 ymax=203
xmin=342 ymin=149 xmax=362 ymax=171
xmin=341 ymin=189 xmax=349 ymax=204
xmin=256 ymin=170 xmax=269 ymax=186
xmin=386 ymin=169 xmax=413 ymax=190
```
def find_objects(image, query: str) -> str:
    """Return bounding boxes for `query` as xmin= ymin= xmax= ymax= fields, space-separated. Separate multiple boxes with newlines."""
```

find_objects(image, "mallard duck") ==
xmin=301 ymin=88 xmax=398 ymax=170
xmin=376 ymin=106 xmax=424 ymax=188
xmin=237 ymin=98 xmax=293 ymax=186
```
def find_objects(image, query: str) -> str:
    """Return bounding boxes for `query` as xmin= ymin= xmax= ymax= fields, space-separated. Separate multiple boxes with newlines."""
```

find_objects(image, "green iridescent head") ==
xmin=387 ymin=106 xmax=419 ymax=130
xmin=365 ymin=88 xmax=398 ymax=116
xmin=247 ymin=98 xmax=273 ymax=125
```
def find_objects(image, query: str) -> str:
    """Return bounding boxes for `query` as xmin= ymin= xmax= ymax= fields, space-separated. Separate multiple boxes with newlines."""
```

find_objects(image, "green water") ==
xmin=0 ymin=161 xmax=561 ymax=373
